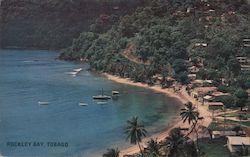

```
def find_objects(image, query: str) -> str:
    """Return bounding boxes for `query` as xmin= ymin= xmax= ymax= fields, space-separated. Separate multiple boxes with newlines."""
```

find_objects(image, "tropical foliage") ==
xmin=103 ymin=148 xmax=120 ymax=157
xmin=122 ymin=127 xmax=203 ymax=157
xmin=117 ymin=109 xmax=204 ymax=157
xmin=59 ymin=0 xmax=250 ymax=87
xmin=180 ymin=102 xmax=199 ymax=137
xmin=144 ymin=139 xmax=162 ymax=157
xmin=125 ymin=116 xmax=147 ymax=155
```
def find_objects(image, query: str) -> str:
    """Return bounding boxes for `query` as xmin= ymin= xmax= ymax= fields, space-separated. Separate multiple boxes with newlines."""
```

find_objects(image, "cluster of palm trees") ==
xmin=103 ymin=148 xmax=120 ymax=157
xmin=103 ymin=102 xmax=205 ymax=157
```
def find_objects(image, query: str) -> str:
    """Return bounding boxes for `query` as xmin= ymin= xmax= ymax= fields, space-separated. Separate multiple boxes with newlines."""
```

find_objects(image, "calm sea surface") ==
xmin=0 ymin=49 xmax=181 ymax=157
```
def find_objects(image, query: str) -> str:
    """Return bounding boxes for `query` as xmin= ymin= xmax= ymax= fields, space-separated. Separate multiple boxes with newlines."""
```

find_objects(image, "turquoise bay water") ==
xmin=0 ymin=49 xmax=181 ymax=157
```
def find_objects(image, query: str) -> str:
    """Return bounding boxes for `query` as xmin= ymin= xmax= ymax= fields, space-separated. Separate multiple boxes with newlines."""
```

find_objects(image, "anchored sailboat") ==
xmin=92 ymin=88 xmax=111 ymax=100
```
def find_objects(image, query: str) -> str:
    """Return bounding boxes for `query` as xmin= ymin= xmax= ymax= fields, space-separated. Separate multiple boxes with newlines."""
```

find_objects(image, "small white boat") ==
xmin=38 ymin=101 xmax=49 ymax=105
xmin=66 ymin=71 xmax=78 ymax=75
xmin=73 ymin=68 xmax=82 ymax=72
xmin=112 ymin=90 xmax=119 ymax=95
xmin=79 ymin=102 xmax=88 ymax=106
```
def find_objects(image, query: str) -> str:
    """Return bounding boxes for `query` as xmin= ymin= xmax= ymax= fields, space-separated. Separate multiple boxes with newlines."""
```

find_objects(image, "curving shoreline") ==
xmin=104 ymin=73 xmax=187 ymax=104
xmin=103 ymin=73 xmax=212 ymax=156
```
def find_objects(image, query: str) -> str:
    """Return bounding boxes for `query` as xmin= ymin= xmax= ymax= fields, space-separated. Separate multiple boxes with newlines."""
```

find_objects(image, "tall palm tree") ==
xmin=144 ymin=139 xmax=162 ymax=157
xmin=164 ymin=128 xmax=203 ymax=157
xmin=180 ymin=102 xmax=200 ymax=151
xmin=164 ymin=128 xmax=187 ymax=157
xmin=180 ymin=102 xmax=199 ymax=137
xmin=103 ymin=148 xmax=120 ymax=157
xmin=125 ymin=116 xmax=147 ymax=155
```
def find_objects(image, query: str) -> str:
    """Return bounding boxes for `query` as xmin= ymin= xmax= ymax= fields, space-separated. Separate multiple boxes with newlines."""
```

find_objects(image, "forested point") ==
xmin=60 ymin=0 xmax=250 ymax=98
xmin=1 ymin=0 xmax=250 ymax=109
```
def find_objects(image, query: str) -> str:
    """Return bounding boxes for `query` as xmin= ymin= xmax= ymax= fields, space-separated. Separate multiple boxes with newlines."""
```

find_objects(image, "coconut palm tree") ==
xmin=164 ymin=128 xmax=204 ymax=157
xmin=125 ymin=116 xmax=147 ymax=155
xmin=164 ymin=128 xmax=187 ymax=157
xmin=144 ymin=139 xmax=162 ymax=157
xmin=103 ymin=148 xmax=120 ymax=157
xmin=180 ymin=102 xmax=200 ymax=152
xmin=180 ymin=102 xmax=199 ymax=136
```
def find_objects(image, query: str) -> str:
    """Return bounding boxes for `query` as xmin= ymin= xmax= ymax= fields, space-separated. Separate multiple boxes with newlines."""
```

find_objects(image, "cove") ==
xmin=0 ymin=49 xmax=181 ymax=157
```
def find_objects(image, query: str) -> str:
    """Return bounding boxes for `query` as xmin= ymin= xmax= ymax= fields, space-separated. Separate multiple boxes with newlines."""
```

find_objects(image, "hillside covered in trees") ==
xmin=60 ymin=0 xmax=250 ymax=87
xmin=0 ymin=0 xmax=141 ymax=49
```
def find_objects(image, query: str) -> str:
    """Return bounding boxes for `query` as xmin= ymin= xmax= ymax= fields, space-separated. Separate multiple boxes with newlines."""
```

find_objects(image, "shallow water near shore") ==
xmin=0 ymin=49 xmax=181 ymax=157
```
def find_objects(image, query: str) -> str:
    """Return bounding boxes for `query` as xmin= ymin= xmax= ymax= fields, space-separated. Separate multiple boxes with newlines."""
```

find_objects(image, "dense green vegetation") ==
xmin=60 ymin=0 xmax=250 ymax=86
xmin=103 ymin=148 xmax=120 ymax=157
xmin=104 ymin=102 xmax=209 ymax=157
xmin=124 ymin=116 xmax=147 ymax=155
xmin=0 ymin=0 xmax=141 ymax=49
xmin=2 ymin=1 xmax=249 ymax=156
xmin=214 ymin=87 xmax=249 ymax=109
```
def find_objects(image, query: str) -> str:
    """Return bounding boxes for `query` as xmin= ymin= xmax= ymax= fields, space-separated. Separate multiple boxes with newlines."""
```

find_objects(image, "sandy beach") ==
xmin=104 ymin=73 xmax=212 ymax=156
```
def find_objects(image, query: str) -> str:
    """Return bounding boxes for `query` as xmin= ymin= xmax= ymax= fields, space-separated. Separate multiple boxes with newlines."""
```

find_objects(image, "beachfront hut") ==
xmin=226 ymin=136 xmax=250 ymax=153
xmin=203 ymin=95 xmax=213 ymax=102
xmin=191 ymin=86 xmax=217 ymax=102
xmin=207 ymin=102 xmax=224 ymax=119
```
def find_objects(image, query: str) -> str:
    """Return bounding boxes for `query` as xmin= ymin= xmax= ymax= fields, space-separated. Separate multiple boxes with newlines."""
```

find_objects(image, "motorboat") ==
xmin=73 ymin=68 xmax=82 ymax=72
xmin=112 ymin=90 xmax=119 ymax=95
